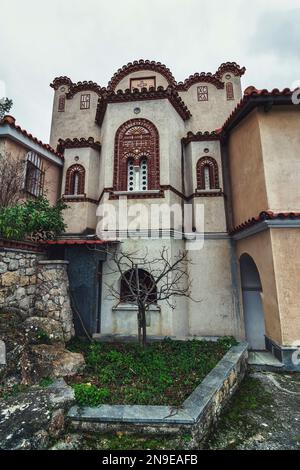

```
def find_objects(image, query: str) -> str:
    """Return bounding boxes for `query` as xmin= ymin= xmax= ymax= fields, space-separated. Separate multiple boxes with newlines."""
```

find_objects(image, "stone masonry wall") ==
xmin=35 ymin=261 xmax=75 ymax=341
xmin=0 ymin=248 xmax=75 ymax=342
xmin=0 ymin=249 xmax=45 ymax=315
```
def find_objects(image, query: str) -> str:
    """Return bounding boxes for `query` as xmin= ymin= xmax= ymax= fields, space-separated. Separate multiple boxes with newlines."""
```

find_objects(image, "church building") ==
xmin=2 ymin=60 xmax=300 ymax=370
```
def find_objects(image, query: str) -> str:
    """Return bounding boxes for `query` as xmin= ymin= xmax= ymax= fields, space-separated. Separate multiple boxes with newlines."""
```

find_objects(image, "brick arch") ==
xmin=65 ymin=164 xmax=85 ymax=195
xmin=113 ymin=118 xmax=160 ymax=191
xmin=196 ymin=156 xmax=219 ymax=190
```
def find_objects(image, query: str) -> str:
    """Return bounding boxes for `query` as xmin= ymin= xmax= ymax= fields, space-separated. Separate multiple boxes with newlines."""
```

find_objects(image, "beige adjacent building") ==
xmin=3 ymin=60 xmax=300 ymax=370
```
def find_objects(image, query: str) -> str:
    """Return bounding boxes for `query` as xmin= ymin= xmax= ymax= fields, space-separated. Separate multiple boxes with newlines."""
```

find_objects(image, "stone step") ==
xmin=248 ymin=351 xmax=284 ymax=371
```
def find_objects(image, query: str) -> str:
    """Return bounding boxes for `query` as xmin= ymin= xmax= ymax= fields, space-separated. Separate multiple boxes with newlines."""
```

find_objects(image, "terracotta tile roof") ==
xmin=221 ymin=86 xmax=296 ymax=134
xmin=0 ymin=238 xmax=45 ymax=252
xmin=230 ymin=211 xmax=300 ymax=235
xmin=0 ymin=115 xmax=64 ymax=160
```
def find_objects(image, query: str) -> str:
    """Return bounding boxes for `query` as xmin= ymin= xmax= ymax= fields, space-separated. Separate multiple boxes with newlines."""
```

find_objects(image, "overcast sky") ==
xmin=0 ymin=0 xmax=299 ymax=143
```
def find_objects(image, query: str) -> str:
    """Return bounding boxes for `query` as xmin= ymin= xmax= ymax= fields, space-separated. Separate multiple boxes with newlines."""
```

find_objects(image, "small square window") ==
xmin=197 ymin=86 xmax=208 ymax=101
xmin=80 ymin=94 xmax=91 ymax=110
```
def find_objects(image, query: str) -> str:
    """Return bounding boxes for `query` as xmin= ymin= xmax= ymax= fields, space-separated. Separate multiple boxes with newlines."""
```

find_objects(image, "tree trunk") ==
xmin=139 ymin=306 xmax=147 ymax=348
xmin=137 ymin=310 xmax=142 ymax=346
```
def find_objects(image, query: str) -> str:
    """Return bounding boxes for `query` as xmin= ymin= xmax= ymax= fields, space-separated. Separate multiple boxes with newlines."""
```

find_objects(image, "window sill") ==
xmin=63 ymin=194 xmax=86 ymax=198
xmin=112 ymin=303 xmax=161 ymax=312
xmin=113 ymin=190 xmax=161 ymax=196
xmin=196 ymin=188 xmax=222 ymax=194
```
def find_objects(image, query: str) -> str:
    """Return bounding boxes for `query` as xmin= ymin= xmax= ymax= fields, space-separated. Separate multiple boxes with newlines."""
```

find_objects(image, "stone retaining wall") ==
xmin=0 ymin=247 xmax=74 ymax=341
xmin=68 ymin=342 xmax=248 ymax=448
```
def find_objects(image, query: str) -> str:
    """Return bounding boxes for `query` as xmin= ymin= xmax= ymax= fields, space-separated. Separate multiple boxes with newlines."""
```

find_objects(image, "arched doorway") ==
xmin=240 ymin=254 xmax=266 ymax=350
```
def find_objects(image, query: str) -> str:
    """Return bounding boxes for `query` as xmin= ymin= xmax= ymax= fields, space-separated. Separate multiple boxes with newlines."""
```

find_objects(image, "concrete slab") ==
xmin=248 ymin=351 xmax=283 ymax=368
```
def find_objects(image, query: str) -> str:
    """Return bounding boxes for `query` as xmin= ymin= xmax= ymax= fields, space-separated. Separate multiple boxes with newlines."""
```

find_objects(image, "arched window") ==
xmin=114 ymin=119 xmax=159 ymax=192
xmin=25 ymin=151 xmax=44 ymax=197
xmin=196 ymin=157 xmax=219 ymax=190
xmin=226 ymin=82 xmax=234 ymax=100
xmin=127 ymin=157 xmax=148 ymax=191
xmin=65 ymin=164 xmax=85 ymax=195
xmin=120 ymin=268 xmax=157 ymax=304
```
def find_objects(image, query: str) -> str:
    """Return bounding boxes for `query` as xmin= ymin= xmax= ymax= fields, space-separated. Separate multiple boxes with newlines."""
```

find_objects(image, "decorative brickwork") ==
xmin=107 ymin=60 xmax=177 ymax=91
xmin=57 ymin=137 xmax=101 ymax=153
xmin=64 ymin=164 xmax=85 ymax=195
xmin=226 ymin=82 xmax=234 ymax=100
xmin=58 ymin=95 xmax=65 ymax=112
xmin=113 ymin=119 xmax=160 ymax=192
xmin=196 ymin=157 xmax=220 ymax=190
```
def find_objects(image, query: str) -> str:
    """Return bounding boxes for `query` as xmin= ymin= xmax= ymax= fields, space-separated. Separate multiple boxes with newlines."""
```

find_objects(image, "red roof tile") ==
xmin=0 ymin=115 xmax=64 ymax=160
xmin=230 ymin=211 xmax=300 ymax=235
xmin=221 ymin=87 xmax=295 ymax=134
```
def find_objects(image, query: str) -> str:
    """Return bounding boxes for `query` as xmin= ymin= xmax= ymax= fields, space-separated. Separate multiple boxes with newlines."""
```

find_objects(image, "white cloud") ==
xmin=0 ymin=0 xmax=299 ymax=141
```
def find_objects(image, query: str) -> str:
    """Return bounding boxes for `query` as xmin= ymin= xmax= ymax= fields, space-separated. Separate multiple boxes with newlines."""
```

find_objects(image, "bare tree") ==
xmin=100 ymin=246 xmax=197 ymax=347
xmin=0 ymin=152 xmax=26 ymax=207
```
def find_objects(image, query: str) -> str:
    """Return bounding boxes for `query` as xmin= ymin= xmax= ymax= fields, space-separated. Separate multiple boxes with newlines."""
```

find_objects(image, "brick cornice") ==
xmin=182 ymin=131 xmax=221 ymax=144
xmin=95 ymin=87 xmax=191 ymax=125
xmin=215 ymin=62 xmax=246 ymax=79
xmin=66 ymin=81 xmax=105 ymax=98
xmin=107 ymin=60 xmax=177 ymax=91
xmin=176 ymin=74 xmax=224 ymax=91
xmin=57 ymin=137 xmax=101 ymax=153
xmin=50 ymin=76 xmax=104 ymax=97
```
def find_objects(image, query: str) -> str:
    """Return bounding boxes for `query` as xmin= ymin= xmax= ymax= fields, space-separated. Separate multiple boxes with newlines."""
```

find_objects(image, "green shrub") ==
xmin=0 ymin=196 xmax=68 ymax=240
xmin=73 ymin=383 xmax=110 ymax=406
xmin=39 ymin=377 xmax=54 ymax=388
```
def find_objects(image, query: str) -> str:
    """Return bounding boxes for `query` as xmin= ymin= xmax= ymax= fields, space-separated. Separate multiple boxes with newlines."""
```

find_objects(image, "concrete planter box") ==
xmin=68 ymin=342 xmax=248 ymax=448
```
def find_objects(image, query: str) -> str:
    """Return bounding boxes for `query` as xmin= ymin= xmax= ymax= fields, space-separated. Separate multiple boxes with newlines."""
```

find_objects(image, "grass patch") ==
xmin=206 ymin=374 xmax=274 ymax=449
xmin=80 ymin=432 xmax=185 ymax=450
xmin=67 ymin=336 xmax=237 ymax=407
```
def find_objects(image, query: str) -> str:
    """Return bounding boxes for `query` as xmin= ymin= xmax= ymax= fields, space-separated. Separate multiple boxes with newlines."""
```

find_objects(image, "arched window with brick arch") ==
xmin=114 ymin=119 xmax=160 ymax=192
xmin=65 ymin=164 xmax=85 ymax=195
xmin=196 ymin=157 xmax=220 ymax=191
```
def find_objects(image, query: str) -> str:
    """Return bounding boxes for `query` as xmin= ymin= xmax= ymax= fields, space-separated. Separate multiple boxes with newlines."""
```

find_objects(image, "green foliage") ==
xmin=68 ymin=337 xmax=237 ymax=406
xmin=35 ymin=329 xmax=51 ymax=344
xmin=73 ymin=383 xmax=110 ymax=406
xmin=0 ymin=98 xmax=13 ymax=119
xmin=0 ymin=384 xmax=29 ymax=400
xmin=0 ymin=196 xmax=67 ymax=240
xmin=39 ymin=377 xmax=54 ymax=388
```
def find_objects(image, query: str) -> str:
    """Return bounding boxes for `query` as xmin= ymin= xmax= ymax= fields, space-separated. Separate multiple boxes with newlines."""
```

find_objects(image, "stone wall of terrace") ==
xmin=0 ymin=243 xmax=74 ymax=342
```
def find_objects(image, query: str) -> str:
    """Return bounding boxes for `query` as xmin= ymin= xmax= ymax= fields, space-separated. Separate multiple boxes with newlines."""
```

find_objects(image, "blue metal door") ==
xmin=65 ymin=246 xmax=106 ymax=337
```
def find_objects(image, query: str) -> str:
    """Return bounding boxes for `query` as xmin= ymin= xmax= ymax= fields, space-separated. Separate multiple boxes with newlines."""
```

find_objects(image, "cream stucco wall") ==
xmin=270 ymin=228 xmax=300 ymax=345
xmin=49 ymin=86 xmax=101 ymax=148
xmin=179 ymin=74 xmax=242 ymax=133
xmin=258 ymin=107 xmax=300 ymax=212
xmin=188 ymin=238 xmax=241 ymax=338
xmin=228 ymin=109 xmax=268 ymax=228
